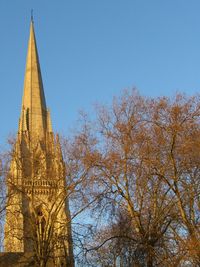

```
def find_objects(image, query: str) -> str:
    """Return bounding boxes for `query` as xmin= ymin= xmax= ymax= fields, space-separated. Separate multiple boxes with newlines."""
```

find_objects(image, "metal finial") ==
xmin=31 ymin=9 xmax=34 ymax=23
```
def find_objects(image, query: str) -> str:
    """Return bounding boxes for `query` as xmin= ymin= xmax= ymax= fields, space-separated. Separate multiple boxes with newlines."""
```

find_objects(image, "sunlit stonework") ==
xmin=2 ymin=21 xmax=74 ymax=266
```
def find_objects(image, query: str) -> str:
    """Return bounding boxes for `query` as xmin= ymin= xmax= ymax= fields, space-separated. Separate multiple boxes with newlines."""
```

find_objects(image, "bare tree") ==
xmin=148 ymin=94 xmax=200 ymax=266
xmin=66 ymin=90 xmax=200 ymax=267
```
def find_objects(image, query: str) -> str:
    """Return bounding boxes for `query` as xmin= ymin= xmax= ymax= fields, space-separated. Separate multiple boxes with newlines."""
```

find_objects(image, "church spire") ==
xmin=19 ymin=21 xmax=51 ymax=138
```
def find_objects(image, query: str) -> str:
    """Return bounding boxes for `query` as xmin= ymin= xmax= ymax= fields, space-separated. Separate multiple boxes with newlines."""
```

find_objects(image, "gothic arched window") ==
xmin=35 ymin=206 xmax=46 ymax=236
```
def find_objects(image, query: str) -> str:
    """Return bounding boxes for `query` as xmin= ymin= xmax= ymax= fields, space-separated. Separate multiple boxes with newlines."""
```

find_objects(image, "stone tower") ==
xmin=3 ymin=20 xmax=74 ymax=267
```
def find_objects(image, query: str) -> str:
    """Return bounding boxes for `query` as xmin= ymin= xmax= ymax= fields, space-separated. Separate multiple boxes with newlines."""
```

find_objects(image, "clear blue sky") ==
xmin=0 ymin=1 xmax=200 ymax=145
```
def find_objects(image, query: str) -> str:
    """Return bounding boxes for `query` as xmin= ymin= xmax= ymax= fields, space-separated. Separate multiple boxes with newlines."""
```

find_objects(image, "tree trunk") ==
xmin=147 ymin=248 xmax=153 ymax=267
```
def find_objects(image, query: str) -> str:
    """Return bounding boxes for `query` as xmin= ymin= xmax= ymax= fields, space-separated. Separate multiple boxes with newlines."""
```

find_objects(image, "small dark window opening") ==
xmin=26 ymin=108 xmax=29 ymax=131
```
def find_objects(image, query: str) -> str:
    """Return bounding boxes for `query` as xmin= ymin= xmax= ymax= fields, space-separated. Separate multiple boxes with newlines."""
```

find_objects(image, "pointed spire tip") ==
xmin=31 ymin=9 xmax=34 ymax=23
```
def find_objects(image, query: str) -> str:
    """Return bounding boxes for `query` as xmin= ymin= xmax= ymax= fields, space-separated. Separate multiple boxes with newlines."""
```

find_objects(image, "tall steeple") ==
xmin=4 ymin=20 xmax=74 ymax=266
xmin=19 ymin=20 xmax=50 ymax=137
